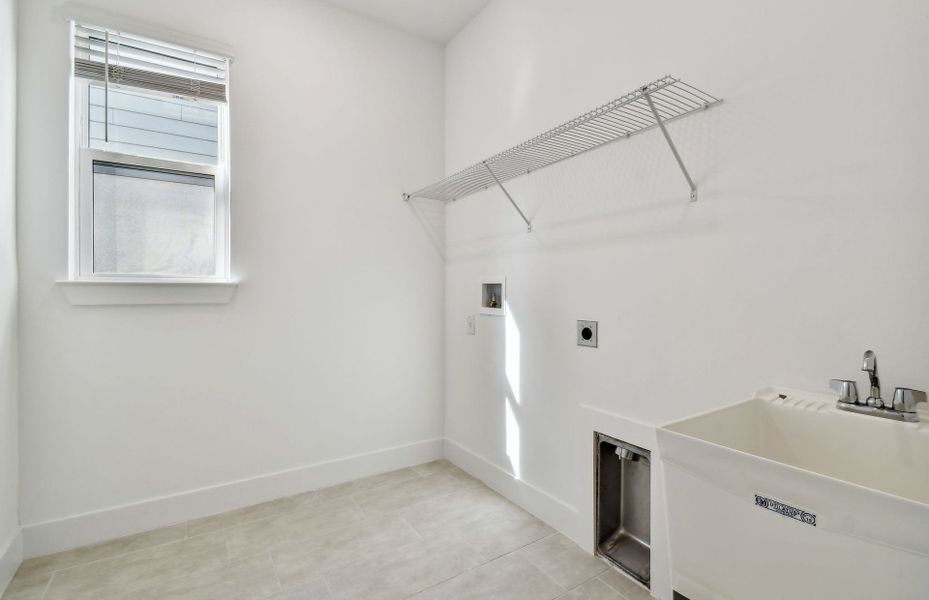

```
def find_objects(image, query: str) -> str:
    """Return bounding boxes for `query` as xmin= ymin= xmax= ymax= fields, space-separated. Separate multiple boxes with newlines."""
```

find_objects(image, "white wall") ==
xmin=443 ymin=0 xmax=929 ymax=595
xmin=17 ymin=0 xmax=446 ymax=555
xmin=0 ymin=0 xmax=21 ymax=589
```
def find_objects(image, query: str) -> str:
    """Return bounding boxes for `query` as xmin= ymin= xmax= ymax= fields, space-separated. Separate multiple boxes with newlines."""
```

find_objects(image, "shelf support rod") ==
xmin=643 ymin=91 xmax=698 ymax=201
xmin=482 ymin=161 xmax=532 ymax=232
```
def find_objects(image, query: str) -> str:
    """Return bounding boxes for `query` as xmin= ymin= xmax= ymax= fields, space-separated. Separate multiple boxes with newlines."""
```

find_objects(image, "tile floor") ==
xmin=2 ymin=460 xmax=651 ymax=600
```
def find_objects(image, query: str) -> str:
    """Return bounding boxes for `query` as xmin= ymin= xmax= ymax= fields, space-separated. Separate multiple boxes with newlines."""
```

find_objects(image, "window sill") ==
xmin=57 ymin=279 xmax=238 ymax=306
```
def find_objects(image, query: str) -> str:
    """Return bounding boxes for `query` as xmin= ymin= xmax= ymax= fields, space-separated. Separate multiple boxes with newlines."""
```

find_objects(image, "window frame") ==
xmin=70 ymin=73 xmax=231 ymax=283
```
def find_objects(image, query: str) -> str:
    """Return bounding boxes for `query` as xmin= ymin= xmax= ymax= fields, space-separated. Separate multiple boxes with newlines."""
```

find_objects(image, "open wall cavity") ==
xmin=596 ymin=432 xmax=651 ymax=588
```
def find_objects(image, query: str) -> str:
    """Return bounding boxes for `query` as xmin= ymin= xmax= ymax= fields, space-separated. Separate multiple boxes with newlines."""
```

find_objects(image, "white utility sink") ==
xmin=657 ymin=387 xmax=929 ymax=600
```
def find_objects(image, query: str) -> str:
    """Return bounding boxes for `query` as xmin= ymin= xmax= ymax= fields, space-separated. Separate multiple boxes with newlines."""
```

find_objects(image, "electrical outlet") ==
xmin=467 ymin=314 xmax=476 ymax=335
xmin=577 ymin=320 xmax=598 ymax=347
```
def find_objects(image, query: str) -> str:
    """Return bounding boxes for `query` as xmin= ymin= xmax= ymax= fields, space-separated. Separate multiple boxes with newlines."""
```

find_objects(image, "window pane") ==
xmin=93 ymin=162 xmax=216 ymax=277
xmin=89 ymin=84 xmax=219 ymax=164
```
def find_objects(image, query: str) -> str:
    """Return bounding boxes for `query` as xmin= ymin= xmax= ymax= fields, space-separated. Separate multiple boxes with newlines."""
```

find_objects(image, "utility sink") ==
xmin=657 ymin=387 xmax=929 ymax=600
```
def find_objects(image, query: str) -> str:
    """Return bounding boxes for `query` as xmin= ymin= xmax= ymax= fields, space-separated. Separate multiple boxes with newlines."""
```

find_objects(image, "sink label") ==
xmin=754 ymin=494 xmax=817 ymax=526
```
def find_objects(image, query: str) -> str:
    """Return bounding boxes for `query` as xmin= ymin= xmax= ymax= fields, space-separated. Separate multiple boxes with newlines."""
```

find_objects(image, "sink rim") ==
xmin=659 ymin=386 xmax=929 ymax=509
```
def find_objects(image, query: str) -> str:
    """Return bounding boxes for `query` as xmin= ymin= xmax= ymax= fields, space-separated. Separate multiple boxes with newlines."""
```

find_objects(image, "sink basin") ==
xmin=657 ymin=387 xmax=929 ymax=600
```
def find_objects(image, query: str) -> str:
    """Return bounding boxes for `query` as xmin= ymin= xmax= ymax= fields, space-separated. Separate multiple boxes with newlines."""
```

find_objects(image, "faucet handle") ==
xmin=830 ymin=379 xmax=859 ymax=404
xmin=892 ymin=388 xmax=927 ymax=413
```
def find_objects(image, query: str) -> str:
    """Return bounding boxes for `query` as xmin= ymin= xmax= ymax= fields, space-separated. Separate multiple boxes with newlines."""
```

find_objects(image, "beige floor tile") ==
xmin=269 ymin=578 xmax=331 ymax=599
xmin=3 ymin=525 xmax=185 ymax=600
xmin=410 ymin=460 xmax=454 ymax=477
xmin=517 ymin=534 xmax=606 ymax=589
xmin=352 ymin=473 xmax=466 ymax=516
xmin=44 ymin=533 xmax=228 ymax=600
xmin=412 ymin=461 xmax=485 ymax=488
xmin=598 ymin=569 xmax=651 ymax=600
xmin=7 ymin=461 xmax=598 ymax=600
xmin=188 ymin=491 xmax=319 ymax=537
xmin=560 ymin=577 xmax=626 ymax=600
xmin=0 ymin=569 xmax=52 ymax=600
xmin=132 ymin=552 xmax=281 ymax=600
xmin=451 ymin=504 xmax=555 ymax=560
xmin=398 ymin=485 xmax=516 ymax=539
xmin=272 ymin=514 xmax=421 ymax=587
xmin=317 ymin=468 xmax=421 ymax=502
xmin=225 ymin=498 xmax=367 ymax=561
xmin=16 ymin=523 xmax=187 ymax=579
xmin=323 ymin=534 xmax=484 ymax=600
xmin=410 ymin=553 xmax=563 ymax=600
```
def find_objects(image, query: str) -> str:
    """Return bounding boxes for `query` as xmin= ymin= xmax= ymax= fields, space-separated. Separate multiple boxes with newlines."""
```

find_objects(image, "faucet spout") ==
xmin=861 ymin=350 xmax=882 ymax=407
xmin=833 ymin=349 xmax=924 ymax=422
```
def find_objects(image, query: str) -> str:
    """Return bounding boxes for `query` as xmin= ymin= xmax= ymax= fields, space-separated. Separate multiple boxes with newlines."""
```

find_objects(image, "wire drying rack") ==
xmin=403 ymin=76 xmax=721 ymax=232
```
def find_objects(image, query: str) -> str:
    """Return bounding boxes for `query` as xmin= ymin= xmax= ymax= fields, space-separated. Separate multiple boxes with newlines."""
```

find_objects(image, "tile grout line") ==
xmin=270 ymin=502 xmax=430 ymax=595
xmin=317 ymin=530 xmax=427 ymax=597
xmin=38 ymin=569 xmax=55 ymax=600
xmin=20 ymin=462 xmax=474 ymax=599
xmin=190 ymin=464 xmax=461 ymax=541
xmin=518 ymin=532 xmax=610 ymax=592
xmin=352 ymin=478 xmax=475 ymax=521
xmin=266 ymin=550 xmax=284 ymax=597
xmin=185 ymin=492 xmax=320 ymax=538
xmin=203 ymin=492 xmax=346 ymax=539
xmin=318 ymin=468 xmax=425 ymax=504
xmin=559 ymin=571 xmax=622 ymax=600
xmin=321 ymin=574 xmax=334 ymax=598
xmin=348 ymin=496 xmax=370 ymax=520
xmin=398 ymin=488 xmax=532 ymax=543
xmin=405 ymin=551 xmax=489 ymax=599
xmin=597 ymin=572 xmax=640 ymax=600
xmin=400 ymin=551 xmax=486 ymax=599
xmin=28 ymin=465 xmax=435 ymax=561
xmin=390 ymin=485 xmax=562 ymax=598
xmin=335 ymin=472 xmax=472 ymax=511
xmin=321 ymin=488 xmax=491 ymax=600
xmin=508 ymin=545 xmax=568 ymax=592
xmin=396 ymin=515 xmax=425 ymax=542
xmin=188 ymin=511 xmax=279 ymax=538
xmin=512 ymin=532 xmax=574 ymax=582
xmin=408 ymin=534 xmax=561 ymax=600
xmin=192 ymin=467 xmax=427 ymax=539
xmin=27 ymin=527 xmax=192 ymax=583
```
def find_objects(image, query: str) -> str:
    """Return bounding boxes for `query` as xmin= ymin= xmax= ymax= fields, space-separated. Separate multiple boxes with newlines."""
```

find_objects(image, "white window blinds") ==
xmin=73 ymin=23 xmax=228 ymax=103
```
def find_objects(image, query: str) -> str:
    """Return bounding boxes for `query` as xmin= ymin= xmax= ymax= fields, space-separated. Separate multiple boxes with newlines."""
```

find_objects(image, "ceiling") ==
xmin=322 ymin=0 xmax=492 ymax=43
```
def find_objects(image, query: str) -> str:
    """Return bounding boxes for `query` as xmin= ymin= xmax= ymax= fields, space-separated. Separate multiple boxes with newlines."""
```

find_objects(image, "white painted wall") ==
xmin=17 ymin=0 xmax=446 ymax=554
xmin=443 ymin=0 xmax=929 ymax=596
xmin=0 ymin=0 xmax=22 ymax=588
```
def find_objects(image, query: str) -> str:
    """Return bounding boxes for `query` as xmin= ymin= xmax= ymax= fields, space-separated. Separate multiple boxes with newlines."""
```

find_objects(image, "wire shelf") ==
xmin=405 ymin=76 xmax=720 ymax=205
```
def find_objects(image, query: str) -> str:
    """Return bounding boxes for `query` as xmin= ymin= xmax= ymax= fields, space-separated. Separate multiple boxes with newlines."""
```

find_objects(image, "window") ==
xmin=70 ymin=23 xmax=230 ymax=282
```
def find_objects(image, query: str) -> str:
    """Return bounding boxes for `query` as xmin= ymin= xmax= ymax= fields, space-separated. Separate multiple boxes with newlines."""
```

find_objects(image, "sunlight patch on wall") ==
xmin=504 ymin=300 xmax=522 ymax=479
xmin=505 ymin=398 xmax=521 ymax=480
xmin=505 ymin=301 xmax=521 ymax=403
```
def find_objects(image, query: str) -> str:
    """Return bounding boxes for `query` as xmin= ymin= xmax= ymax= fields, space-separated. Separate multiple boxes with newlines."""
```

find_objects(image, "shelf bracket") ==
xmin=643 ymin=91 xmax=698 ymax=202
xmin=482 ymin=161 xmax=532 ymax=232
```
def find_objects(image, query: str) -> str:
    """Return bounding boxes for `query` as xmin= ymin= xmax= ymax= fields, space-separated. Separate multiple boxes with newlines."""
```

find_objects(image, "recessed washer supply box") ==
xmin=479 ymin=278 xmax=505 ymax=316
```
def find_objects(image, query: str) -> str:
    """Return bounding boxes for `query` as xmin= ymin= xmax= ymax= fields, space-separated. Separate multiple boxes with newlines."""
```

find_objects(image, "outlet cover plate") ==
xmin=577 ymin=320 xmax=598 ymax=348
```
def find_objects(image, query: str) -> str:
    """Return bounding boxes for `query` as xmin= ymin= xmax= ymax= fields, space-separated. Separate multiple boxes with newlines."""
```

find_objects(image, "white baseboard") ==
xmin=22 ymin=438 xmax=443 ymax=558
xmin=0 ymin=528 xmax=23 ymax=596
xmin=443 ymin=438 xmax=582 ymax=545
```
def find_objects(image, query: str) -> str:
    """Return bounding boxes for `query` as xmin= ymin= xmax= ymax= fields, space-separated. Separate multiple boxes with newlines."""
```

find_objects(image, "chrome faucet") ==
xmin=862 ymin=350 xmax=882 ymax=407
xmin=830 ymin=350 xmax=926 ymax=422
